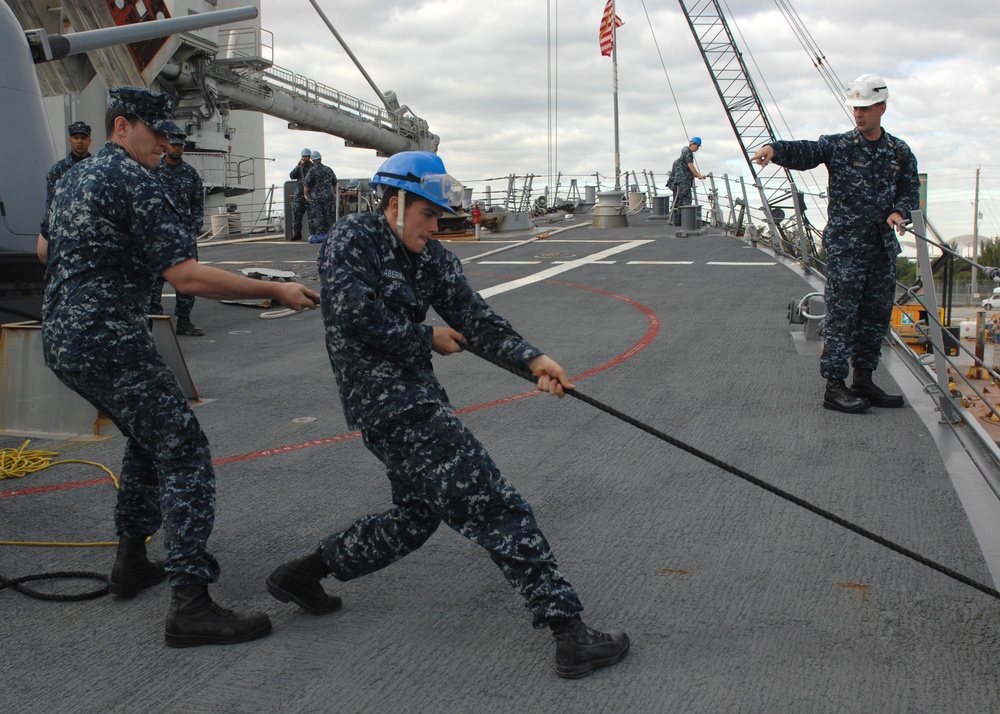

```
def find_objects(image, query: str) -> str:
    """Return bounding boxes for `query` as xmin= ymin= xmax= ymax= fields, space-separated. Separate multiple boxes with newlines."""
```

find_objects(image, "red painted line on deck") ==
xmin=456 ymin=282 xmax=660 ymax=415
xmin=0 ymin=475 xmax=114 ymax=499
xmin=212 ymin=430 xmax=362 ymax=466
xmin=2 ymin=282 xmax=659 ymax=498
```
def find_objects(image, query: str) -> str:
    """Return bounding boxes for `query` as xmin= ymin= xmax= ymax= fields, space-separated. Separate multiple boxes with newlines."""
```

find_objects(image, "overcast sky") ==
xmin=256 ymin=0 xmax=999 ymax=243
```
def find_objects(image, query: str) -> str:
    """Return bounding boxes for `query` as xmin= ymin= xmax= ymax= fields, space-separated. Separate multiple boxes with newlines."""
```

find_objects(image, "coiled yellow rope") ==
xmin=1 ymin=439 xmax=119 ymax=547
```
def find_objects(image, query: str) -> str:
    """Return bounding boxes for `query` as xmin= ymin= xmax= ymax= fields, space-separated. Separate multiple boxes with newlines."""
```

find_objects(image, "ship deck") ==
xmin=4 ymin=215 xmax=1000 ymax=712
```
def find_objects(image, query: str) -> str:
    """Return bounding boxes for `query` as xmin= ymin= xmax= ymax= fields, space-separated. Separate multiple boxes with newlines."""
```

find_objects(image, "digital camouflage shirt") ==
xmin=304 ymin=163 xmax=337 ymax=199
xmin=43 ymin=141 xmax=193 ymax=371
xmin=154 ymin=159 xmax=205 ymax=236
xmin=289 ymin=161 xmax=312 ymax=198
xmin=768 ymin=128 xmax=920 ymax=257
xmin=668 ymin=145 xmax=695 ymax=189
xmin=317 ymin=210 xmax=542 ymax=430
xmin=40 ymin=151 xmax=91 ymax=238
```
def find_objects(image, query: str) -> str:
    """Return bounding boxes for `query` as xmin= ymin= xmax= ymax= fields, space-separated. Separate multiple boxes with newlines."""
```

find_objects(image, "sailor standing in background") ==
xmin=303 ymin=149 xmax=336 ymax=243
xmin=36 ymin=121 xmax=94 ymax=262
xmin=752 ymin=73 xmax=919 ymax=413
xmin=667 ymin=136 xmax=706 ymax=226
xmin=46 ymin=120 xmax=94 ymax=211
xmin=288 ymin=147 xmax=312 ymax=241
xmin=41 ymin=85 xmax=320 ymax=647
xmin=149 ymin=134 xmax=205 ymax=336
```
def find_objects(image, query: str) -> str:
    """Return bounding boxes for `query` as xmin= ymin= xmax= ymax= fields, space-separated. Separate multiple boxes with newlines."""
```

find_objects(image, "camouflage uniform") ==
xmin=43 ymin=138 xmax=220 ymax=586
xmin=304 ymin=162 xmax=337 ymax=237
xmin=667 ymin=145 xmax=695 ymax=226
xmin=40 ymin=153 xmax=91 ymax=239
xmin=316 ymin=209 xmax=584 ymax=628
xmin=768 ymin=128 xmax=920 ymax=379
xmin=288 ymin=160 xmax=312 ymax=240
xmin=149 ymin=157 xmax=204 ymax=319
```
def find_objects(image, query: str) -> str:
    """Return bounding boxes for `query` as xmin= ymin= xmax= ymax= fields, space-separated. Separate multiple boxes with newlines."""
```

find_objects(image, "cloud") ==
xmin=257 ymin=0 xmax=997 ymax=240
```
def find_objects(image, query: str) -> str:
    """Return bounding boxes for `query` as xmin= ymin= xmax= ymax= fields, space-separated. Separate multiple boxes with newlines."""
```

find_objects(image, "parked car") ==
xmin=982 ymin=295 xmax=1000 ymax=310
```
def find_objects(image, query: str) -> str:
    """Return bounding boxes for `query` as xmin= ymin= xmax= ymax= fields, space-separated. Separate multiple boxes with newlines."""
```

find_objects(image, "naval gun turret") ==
xmin=0 ymin=3 xmax=258 ymax=323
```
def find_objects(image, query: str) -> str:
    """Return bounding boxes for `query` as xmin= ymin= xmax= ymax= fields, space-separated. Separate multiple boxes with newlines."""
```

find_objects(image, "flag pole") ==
xmin=611 ymin=0 xmax=621 ymax=192
xmin=593 ymin=0 xmax=627 ymax=229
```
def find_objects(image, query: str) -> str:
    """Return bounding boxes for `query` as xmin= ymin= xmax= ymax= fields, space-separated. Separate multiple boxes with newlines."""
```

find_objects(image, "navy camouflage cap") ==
xmin=108 ymin=86 xmax=182 ymax=136
xmin=67 ymin=121 xmax=91 ymax=137
xmin=168 ymin=133 xmax=187 ymax=146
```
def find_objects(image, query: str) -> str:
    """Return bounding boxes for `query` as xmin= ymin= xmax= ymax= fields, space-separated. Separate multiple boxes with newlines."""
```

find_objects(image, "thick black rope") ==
xmin=0 ymin=571 xmax=109 ymax=601
xmin=463 ymin=343 xmax=1000 ymax=602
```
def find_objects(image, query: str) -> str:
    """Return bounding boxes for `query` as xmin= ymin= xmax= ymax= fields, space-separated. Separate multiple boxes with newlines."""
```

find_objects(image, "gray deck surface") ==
xmin=4 ymin=217 xmax=1000 ymax=712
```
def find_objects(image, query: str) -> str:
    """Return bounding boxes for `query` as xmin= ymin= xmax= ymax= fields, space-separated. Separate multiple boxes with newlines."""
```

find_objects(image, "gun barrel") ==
xmin=53 ymin=5 xmax=258 ymax=59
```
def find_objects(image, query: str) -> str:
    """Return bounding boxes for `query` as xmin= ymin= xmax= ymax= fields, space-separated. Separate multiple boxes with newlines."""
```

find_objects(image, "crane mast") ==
xmin=676 ymin=0 xmax=818 ymax=267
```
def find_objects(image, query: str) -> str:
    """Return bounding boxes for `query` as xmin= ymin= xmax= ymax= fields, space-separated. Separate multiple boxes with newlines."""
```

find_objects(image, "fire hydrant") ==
xmin=472 ymin=204 xmax=482 ymax=240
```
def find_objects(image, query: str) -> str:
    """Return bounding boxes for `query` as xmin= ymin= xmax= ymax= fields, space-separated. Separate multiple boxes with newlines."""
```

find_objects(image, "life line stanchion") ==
xmin=461 ymin=342 xmax=1000 ymax=603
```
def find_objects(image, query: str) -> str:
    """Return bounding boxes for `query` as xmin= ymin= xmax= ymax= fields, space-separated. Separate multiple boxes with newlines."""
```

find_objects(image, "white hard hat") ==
xmin=845 ymin=74 xmax=888 ymax=107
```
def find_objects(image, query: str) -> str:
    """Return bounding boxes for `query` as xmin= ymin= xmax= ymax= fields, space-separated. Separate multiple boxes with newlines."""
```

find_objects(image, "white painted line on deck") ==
xmin=478 ymin=240 xmax=654 ymax=298
xmin=465 ymin=238 xmax=638 ymax=245
xmin=478 ymin=261 xmax=543 ymax=265
xmin=706 ymin=261 xmax=777 ymax=266
xmin=627 ymin=260 xmax=695 ymax=265
xmin=552 ymin=260 xmax=616 ymax=265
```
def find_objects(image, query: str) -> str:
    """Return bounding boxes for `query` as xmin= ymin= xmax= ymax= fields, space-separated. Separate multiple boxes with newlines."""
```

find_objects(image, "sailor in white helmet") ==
xmin=266 ymin=150 xmax=630 ymax=679
xmin=752 ymin=74 xmax=920 ymax=414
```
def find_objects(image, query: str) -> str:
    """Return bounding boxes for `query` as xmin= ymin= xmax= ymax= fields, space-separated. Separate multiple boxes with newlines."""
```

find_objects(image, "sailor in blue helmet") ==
xmin=666 ymin=136 xmax=707 ymax=226
xmin=303 ymin=149 xmax=337 ymax=242
xmin=752 ymin=74 xmax=919 ymax=413
xmin=267 ymin=150 xmax=629 ymax=678
xmin=41 ymin=85 xmax=320 ymax=647
xmin=288 ymin=147 xmax=313 ymax=241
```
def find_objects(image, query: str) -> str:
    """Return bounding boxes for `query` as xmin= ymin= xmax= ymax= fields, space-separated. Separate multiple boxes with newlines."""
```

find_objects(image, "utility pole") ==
xmin=973 ymin=166 xmax=981 ymax=297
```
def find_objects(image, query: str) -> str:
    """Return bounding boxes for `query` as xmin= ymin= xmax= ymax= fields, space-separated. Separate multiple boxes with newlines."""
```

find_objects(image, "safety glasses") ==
xmin=419 ymin=174 xmax=465 ymax=207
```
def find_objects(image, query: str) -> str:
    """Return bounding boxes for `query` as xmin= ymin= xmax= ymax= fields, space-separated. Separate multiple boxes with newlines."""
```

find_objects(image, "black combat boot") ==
xmin=851 ymin=368 xmax=904 ymax=408
xmin=164 ymin=585 xmax=272 ymax=647
xmin=550 ymin=615 xmax=630 ymax=679
xmin=266 ymin=550 xmax=342 ymax=615
xmin=175 ymin=317 xmax=204 ymax=336
xmin=108 ymin=535 xmax=167 ymax=597
xmin=823 ymin=378 xmax=870 ymax=413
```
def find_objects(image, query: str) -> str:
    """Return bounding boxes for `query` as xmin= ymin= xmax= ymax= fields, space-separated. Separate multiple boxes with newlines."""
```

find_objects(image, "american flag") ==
xmin=599 ymin=0 xmax=624 ymax=57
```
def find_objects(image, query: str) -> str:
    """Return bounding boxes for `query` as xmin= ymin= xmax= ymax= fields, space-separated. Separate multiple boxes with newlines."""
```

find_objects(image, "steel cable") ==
xmin=462 ymin=343 xmax=1000 ymax=602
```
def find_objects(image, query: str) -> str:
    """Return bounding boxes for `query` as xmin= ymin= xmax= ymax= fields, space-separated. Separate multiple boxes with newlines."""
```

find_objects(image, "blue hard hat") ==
xmin=690 ymin=136 xmax=702 ymax=146
xmin=310 ymin=150 xmax=322 ymax=161
xmin=370 ymin=151 xmax=460 ymax=215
